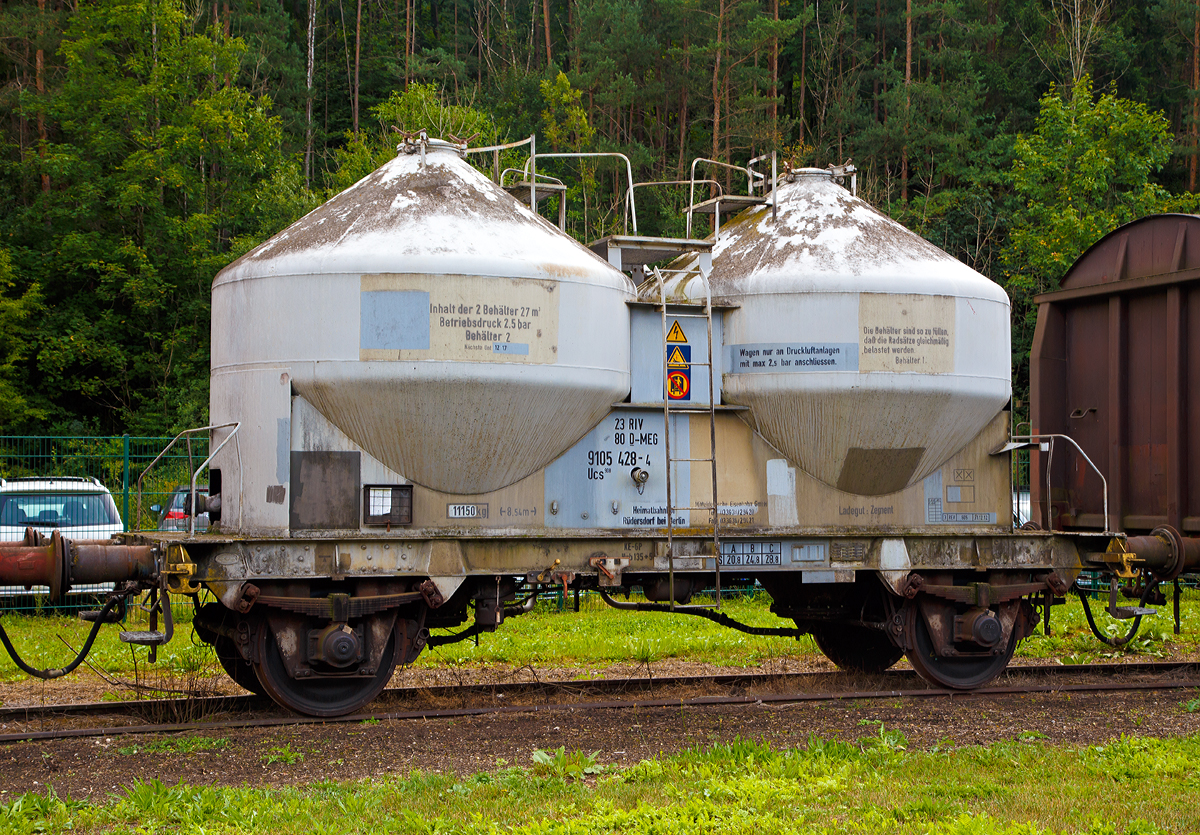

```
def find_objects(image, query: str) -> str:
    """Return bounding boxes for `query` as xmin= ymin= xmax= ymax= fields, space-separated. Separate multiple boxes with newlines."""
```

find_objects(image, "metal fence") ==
xmin=1012 ymin=446 xmax=1032 ymax=528
xmin=0 ymin=435 xmax=209 ymax=611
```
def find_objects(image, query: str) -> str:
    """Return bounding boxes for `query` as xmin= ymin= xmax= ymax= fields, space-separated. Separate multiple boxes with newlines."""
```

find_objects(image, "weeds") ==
xmin=262 ymin=744 xmax=304 ymax=765
xmin=118 ymin=736 xmax=228 ymax=756
xmin=531 ymin=747 xmax=604 ymax=780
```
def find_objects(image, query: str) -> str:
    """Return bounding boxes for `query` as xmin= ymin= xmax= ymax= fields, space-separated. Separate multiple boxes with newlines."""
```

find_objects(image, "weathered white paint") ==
xmin=665 ymin=170 xmax=1010 ymax=495
xmin=211 ymin=143 xmax=634 ymax=520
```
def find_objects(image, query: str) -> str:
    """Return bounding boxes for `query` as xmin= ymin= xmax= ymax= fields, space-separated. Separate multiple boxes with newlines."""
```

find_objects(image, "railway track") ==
xmin=3 ymin=661 xmax=1198 ymax=744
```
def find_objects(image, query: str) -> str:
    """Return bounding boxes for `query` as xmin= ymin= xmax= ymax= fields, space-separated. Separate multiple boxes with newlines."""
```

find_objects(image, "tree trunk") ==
xmin=798 ymin=23 xmax=806 ymax=144
xmin=902 ymin=0 xmax=912 ymax=203
xmin=223 ymin=0 xmax=232 ymax=86
xmin=678 ymin=40 xmax=690 ymax=177
xmin=306 ymin=0 xmax=317 ymax=187
xmin=36 ymin=0 xmax=48 ymax=193
xmin=543 ymin=0 xmax=553 ymax=65
xmin=711 ymin=0 xmax=724 ymax=163
xmin=724 ymin=77 xmax=731 ymax=190
xmin=873 ymin=0 xmax=881 ymax=122
xmin=771 ymin=0 xmax=778 ymax=138
xmin=1193 ymin=0 xmax=1198 ymax=192
xmin=353 ymin=0 xmax=361 ymax=134
xmin=407 ymin=0 xmax=414 ymax=85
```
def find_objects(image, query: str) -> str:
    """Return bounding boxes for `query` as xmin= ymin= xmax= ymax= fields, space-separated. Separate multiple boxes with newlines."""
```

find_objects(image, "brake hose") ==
xmin=0 ymin=589 xmax=133 ymax=680
xmin=1076 ymin=580 xmax=1157 ymax=649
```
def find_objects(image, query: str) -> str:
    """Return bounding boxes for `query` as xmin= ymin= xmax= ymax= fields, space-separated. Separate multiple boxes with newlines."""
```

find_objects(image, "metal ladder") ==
xmin=653 ymin=266 xmax=722 ymax=609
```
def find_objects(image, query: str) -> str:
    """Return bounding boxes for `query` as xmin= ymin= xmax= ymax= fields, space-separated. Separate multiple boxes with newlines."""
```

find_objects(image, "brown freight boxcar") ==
xmin=1030 ymin=213 xmax=1200 ymax=536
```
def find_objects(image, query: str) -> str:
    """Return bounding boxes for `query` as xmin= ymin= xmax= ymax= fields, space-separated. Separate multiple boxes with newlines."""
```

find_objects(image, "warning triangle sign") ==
xmin=666 ymin=346 xmax=689 ymax=368
xmin=666 ymin=320 xmax=687 ymax=343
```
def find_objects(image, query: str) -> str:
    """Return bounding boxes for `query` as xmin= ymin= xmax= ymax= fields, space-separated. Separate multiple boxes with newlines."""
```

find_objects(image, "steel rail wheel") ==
xmin=213 ymin=636 xmax=267 ymax=697
xmin=811 ymin=624 xmax=904 ymax=673
xmin=904 ymin=602 xmax=1018 ymax=690
xmin=252 ymin=620 xmax=399 ymax=717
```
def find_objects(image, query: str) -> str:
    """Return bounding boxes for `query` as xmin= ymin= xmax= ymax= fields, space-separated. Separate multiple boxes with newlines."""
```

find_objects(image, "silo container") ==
xmin=211 ymin=139 xmax=634 ymax=498
xmin=671 ymin=168 xmax=1011 ymax=495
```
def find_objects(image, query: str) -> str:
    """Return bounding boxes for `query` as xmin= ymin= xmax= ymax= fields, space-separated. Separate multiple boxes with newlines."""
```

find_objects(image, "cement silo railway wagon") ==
xmin=0 ymin=136 xmax=1191 ymax=717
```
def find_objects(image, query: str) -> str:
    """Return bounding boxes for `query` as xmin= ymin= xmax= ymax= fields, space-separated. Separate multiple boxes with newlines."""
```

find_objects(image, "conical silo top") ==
xmin=216 ymin=139 xmax=626 ymax=290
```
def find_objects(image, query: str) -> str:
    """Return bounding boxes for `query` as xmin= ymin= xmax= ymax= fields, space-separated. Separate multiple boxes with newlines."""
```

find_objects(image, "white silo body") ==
xmin=671 ymin=168 xmax=1010 ymax=496
xmin=210 ymin=141 xmax=633 ymax=532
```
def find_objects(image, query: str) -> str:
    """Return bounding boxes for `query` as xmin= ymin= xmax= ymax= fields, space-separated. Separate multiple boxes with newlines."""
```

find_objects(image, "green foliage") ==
xmin=1004 ymin=76 xmax=1186 ymax=298
xmin=540 ymin=72 xmax=595 ymax=152
xmin=531 ymin=747 xmax=605 ymax=780
xmin=4 ymin=0 xmax=1200 ymax=431
xmin=1 ymin=731 xmax=1199 ymax=833
xmin=0 ymin=249 xmax=44 ymax=429
xmin=324 ymin=83 xmax=503 ymax=194
xmin=118 ymin=735 xmax=229 ymax=755
xmin=1000 ymin=76 xmax=1200 ymax=402
xmin=0 ymin=0 xmax=308 ymax=434
xmin=263 ymin=743 xmax=305 ymax=764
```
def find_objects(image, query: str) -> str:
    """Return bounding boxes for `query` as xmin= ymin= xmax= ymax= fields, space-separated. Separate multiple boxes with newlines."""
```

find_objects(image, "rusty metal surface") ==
xmin=0 ymin=544 xmax=56 ymax=589
xmin=3 ymin=668 xmax=1198 ymax=744
xmin=69 ymin=543 xmax=155 ymax=584
xmin=0 ymin=538 xmax=154 ymax=596
xmin=1125 ymin=528 xmax=1200 ymax=574
xmin=1031 ymin=214 xmax=1200 ymax=534
xmin=4 ymin=660 xmax=1195 ymax=724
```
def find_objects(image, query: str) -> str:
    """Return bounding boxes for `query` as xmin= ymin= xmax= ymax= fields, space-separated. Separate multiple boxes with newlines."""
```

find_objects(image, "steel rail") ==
xmin=2 ymin=661 xmax=1198 ymax=737
xmin=3 ymin=675 xmax=1199 ymax=745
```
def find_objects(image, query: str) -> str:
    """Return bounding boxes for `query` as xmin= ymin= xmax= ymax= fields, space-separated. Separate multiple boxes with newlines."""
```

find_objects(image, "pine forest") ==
xmin=1 ymin=0 xmax=1199 ymax=433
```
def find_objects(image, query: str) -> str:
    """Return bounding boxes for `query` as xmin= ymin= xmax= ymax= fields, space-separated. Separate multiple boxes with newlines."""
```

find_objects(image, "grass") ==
xmin=414 ymin=589 xmax=823 ymax=670
xmin=3 ymin=734 xmax=1198 ymax=833
xmin=262 ymin=744 xmax=305 ymax=765
xmin=2 ymin=586 xmax=1199 ymax=686
xmin=117 ymin=736 xmax=228 ymax=756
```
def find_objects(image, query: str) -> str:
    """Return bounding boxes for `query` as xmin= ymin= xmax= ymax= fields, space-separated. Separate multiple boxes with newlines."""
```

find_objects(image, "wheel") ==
xmin=811 ymin=624 xmax=904 ymax=673
xmin=214 ymin=636 xmax=267 ymax=696
xmin=904 ymin=602 xmax=1018 ymax=690
xmin=252 ymin=617 xmax=400 ymax=717
xmin=192 ymin=605 xmax=268 ymax=697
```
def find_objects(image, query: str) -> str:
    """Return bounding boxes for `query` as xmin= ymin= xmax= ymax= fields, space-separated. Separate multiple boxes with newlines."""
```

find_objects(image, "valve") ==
xmin=631 ymin=467 xmax=650 ymax=495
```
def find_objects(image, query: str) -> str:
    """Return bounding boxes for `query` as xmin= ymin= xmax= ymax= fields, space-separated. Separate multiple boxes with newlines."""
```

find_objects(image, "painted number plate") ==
xmin=719 ymin=541 xmax=782 ymax=567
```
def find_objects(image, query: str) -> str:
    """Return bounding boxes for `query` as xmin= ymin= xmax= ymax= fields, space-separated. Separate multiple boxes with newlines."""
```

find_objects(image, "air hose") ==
xmin=0 ymin=586 xmax=138 ymax=679
xmin=1076 ymin=580 xmax=1157 ymax=649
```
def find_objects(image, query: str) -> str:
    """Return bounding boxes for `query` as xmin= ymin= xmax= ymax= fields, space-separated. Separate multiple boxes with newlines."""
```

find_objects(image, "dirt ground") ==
xmin=2 ymin=676 xmax=1199 ymax=799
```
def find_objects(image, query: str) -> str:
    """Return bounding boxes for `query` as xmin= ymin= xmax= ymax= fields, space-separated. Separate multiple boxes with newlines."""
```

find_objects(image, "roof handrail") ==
xmin=627 ymin=179 xmax=724 ymax=233
xmin=498 ymin=168 xmax=565 ymax=190
xmin=136 ymin=423 xmax=242 ymax=535
xmin=688 ymin=158 xmax=764 ymax=237
xmin=525 ymin=152 xmax=638 ymax=234
xmin=463 ymin=135 xmax=536 ymax=184
xmin=997 ymin=433 xmax=1111 ymax=534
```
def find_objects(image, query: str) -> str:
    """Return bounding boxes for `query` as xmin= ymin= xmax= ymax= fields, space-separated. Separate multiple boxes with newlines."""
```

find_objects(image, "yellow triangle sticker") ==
xmin=666 ymin=346 xmax=689 ymax=368
xmin=666 ymin=320 xmax=687 ymax=343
